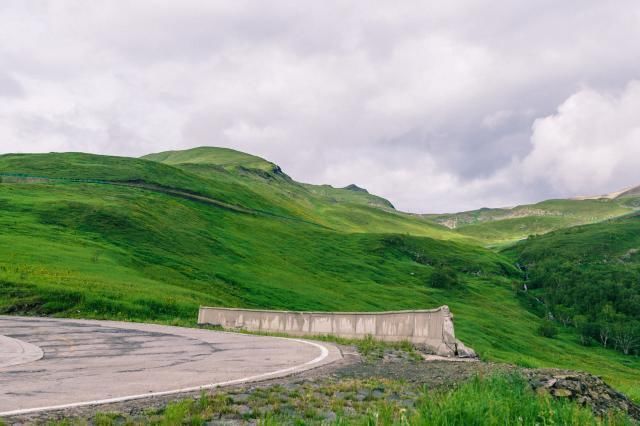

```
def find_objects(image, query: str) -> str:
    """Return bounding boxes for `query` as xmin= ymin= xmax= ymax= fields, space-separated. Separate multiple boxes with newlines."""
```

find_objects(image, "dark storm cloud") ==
xmin=1 ymin=1 xmax=639 ymax=212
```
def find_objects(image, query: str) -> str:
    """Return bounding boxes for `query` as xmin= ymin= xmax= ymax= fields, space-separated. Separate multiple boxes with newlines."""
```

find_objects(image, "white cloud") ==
xmin=521 ymin=82 xmax=640 ymax=196
xmin=0 ymin=1 xmax=639 ymax=212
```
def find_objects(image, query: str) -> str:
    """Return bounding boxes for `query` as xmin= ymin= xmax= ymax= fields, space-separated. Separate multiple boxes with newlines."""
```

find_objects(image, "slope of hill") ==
xmin=571 ymin=184 xmax=640 ymax=200
xmin=0 ymin=148 xmax=638 ymax=400
xmin=143 ymin=146 xmax=279 ymax=173
xmin=426 ymin=198 xmax=638 ymax=246
xmin=143 ymin=147 xmax=446 ymax=238
xmin=619 ymin=185 xmax=640 ymax=199
xmin=504 ymin=214 xmax=640 ymax=354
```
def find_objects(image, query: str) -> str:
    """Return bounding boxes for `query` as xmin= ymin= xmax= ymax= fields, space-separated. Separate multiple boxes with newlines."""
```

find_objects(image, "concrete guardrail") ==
xmin=198 ymin=305 xmax=475 ymax=357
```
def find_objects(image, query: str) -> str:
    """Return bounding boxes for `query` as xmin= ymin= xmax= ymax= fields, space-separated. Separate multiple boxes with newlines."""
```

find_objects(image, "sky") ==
xmin=1 ymin=1 xmax=640 ymax=213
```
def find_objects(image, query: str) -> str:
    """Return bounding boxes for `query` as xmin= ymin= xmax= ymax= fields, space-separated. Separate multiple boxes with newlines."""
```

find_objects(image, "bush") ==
xmin=538 ymin=320 xmax=558 ymax=338
xmin=430 ymin=265 xmax=460 ymax=289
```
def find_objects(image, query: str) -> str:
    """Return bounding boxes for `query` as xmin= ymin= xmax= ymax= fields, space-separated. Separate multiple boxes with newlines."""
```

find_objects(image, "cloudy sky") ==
xmin=1 ymin=1 xmax=640 ymax=213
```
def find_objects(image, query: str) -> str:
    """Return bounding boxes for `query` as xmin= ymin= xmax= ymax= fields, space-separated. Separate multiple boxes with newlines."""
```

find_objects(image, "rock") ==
xmin=525 ymin=369 xmax=640 ymax=421
xmin=434 ymin=343 xmax=455 ymax=357
xmin=258 ymin=404 xmax=275 ymax=415
xmin=552 ymin=388 xmax=572 ymax=397
xmin=577 ymin=396 xmax=590 ymax=406
xmin=401 ymin=399 xmax=415 ymax=408
xmin=324 ymin=411 xmax=337 ymax=422
xmin=343 ymin=184 xmax=369 ymax=193
xmin=343 ymin=407 xmax=357 ymax=417
xmin=455 ymin=341 xmax=477 ymax=358
xmin=371 ymin=389 xmax=385 ymax=399
xmin=235 ymin=405 xmax=251 ymax=416
xmin=231 ymin=393 xmax=250 ymax=404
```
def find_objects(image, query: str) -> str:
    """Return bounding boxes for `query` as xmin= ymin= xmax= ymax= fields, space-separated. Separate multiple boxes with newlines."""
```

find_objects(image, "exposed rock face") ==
xmin=525 ymin=369 xmax=640 ymax=420
xmin=343 ymin=184 xmax=369 ymax=193
xmin=454 ymin=340 xmax=477 ymax=358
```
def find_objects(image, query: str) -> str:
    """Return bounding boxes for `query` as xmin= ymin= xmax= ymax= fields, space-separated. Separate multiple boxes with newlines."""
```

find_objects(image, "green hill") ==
xmin=0 ymin=147 xmax=638 ymax=401
xmin=143 ymin=146 xmax=279 ymax=173
xmin=426 ymin=198 xmax=638 ymax=246
xmin=505 ymin=214 xmax=640 ymax=353
xmin=143 ymin=147 xmax=452 ymax=238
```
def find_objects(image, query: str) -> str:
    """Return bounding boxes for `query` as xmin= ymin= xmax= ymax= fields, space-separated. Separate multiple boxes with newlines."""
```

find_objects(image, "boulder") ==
xmin=524 ymin=369 xmax=640 ymax=420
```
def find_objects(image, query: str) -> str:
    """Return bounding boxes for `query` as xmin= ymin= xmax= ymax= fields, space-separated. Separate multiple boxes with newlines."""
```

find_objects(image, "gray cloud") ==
xmin=1 ymin=1 xmax=639 ymax=212
xmin=0 ymin=72 xmax=23 ymax=98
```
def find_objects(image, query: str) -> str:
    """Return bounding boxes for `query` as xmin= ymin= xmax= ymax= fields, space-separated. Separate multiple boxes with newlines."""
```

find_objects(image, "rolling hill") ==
xmin=0 ymin=146 xmax=639 ymax=400
xmin=505 ymin=213 xmax=640 ymax=354
xmin=426 ymin=196 xmax=640 ymax=246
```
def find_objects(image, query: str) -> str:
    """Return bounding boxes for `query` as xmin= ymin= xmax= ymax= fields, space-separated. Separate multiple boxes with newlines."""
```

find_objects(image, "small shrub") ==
xmin=429 ymin=265 xmax=460 ymax=289
xmin=538 ymin=320 xmax=558 ymax=338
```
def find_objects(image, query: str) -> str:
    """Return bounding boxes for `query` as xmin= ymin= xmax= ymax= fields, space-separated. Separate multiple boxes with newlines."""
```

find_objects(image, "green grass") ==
xmin=428 ymin=199 xmax=637 ymax=245
xmin=202 ymin=327 xmax=423 ymax=361
xmin=0 ymin=148 xmax=639 ymax=403
xmin=56 ymin=373 xmax=632 ymax=425
xmin=142 ymin=146 xmax=279 ymax=172
xmin=408 ymin=373 xmax=632 ymax=426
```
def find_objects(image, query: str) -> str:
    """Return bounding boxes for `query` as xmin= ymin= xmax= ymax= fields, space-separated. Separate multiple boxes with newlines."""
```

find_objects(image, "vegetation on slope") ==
xmin=427 ymin=199 xmax=637 ymax=246
xmin=505 ymin=214 xmax=640 ymax=356
xmin=57 ymin=373 xmax=629 ymax=425
xmin=0 ymin=148 xmax=639 ymax=401
xmin=143 ymin=147 xmax=441 ymax=237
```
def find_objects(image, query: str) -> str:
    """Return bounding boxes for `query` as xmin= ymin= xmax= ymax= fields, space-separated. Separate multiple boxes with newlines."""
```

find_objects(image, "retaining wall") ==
xmin=198 ymin=305 xmax=474 ymax=357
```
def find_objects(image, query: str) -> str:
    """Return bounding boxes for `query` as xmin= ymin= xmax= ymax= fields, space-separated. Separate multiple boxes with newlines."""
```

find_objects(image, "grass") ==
xmin=201 ymin=326 xmax=423 ymax=361
xmin=409 ymin=373 xmax=632 ymax=426
xmin=0 ymin=148 xmax=639 ymax=404
xmin=142 ymin=146 xmax=279 ymax=173
xmin=428 ymin=198 xmax=638 ymax=245
xmin=50 ymin=373 xmax=634 ymax=425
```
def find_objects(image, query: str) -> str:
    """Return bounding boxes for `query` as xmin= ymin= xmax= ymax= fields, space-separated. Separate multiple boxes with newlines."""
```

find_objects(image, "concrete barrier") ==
xmin=198 ymin=305 xmax=475 ymax=357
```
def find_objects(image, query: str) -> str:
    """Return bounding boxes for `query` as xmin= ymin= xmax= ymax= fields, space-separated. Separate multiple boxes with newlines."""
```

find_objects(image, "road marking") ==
xmin=0 ymin=337 xmax=330 ymax=417
xmin=0 ymin=335 xmax=44 ymax=369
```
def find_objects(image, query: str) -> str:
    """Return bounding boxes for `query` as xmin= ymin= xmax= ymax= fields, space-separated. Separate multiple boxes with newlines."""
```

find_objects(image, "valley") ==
xmin=1 ymin=146 xmax=639 ymax=410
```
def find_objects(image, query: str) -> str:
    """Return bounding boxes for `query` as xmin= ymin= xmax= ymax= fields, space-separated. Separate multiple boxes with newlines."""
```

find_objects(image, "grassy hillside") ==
xmin=0 ymin=148 xmax=639 ymax=401
xmin=143 ymin=147 xmax=455 ymax=239
xmin=505 ymin=214 xmax=640 ymax=353
xmin=143 ymin=146 xmax=279 ymax=173
xmin=427 ymin=198 xmax=638 ymax=246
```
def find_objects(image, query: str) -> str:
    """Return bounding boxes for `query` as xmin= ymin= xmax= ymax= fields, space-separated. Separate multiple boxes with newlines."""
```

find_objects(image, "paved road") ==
xmin=0 ymin=316 xmax=341 ymax=416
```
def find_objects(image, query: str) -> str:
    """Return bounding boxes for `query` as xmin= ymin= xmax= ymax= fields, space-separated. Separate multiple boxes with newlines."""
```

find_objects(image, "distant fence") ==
xmin=198 ymin=305 xmax=474 ymax=357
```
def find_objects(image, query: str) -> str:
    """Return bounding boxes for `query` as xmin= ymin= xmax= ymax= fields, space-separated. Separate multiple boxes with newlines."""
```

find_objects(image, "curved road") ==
xmin=0 ymin=316 xmax=341 ymax=416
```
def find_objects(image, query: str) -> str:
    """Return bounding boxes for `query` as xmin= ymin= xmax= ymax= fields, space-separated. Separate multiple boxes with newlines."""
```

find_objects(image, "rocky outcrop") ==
xmin=343 ymin=184 xmax=369 ymax=193
xmin=525 ymin=369 xmax=640 ymax=420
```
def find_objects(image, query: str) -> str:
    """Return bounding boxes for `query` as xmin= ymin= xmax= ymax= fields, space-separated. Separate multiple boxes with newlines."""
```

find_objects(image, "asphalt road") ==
xmin=0 ymin=316 xmax=341 ymax=416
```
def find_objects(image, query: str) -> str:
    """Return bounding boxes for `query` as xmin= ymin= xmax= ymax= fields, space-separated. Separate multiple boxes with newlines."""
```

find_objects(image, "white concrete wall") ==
xmin=198 ymin=306 xmax=463 ymax=356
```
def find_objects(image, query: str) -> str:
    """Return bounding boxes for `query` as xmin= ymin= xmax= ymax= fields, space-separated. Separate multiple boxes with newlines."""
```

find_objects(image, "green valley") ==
xmin=1 ymin=147 xmax=639 ymax=403
xmin=426 ymin=198 xmax=639 ymax=246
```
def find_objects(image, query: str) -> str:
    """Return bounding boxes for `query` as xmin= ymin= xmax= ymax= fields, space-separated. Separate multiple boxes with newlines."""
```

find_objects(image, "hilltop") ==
xmin=143 ymin=147 xmax=432 ymax=235
xmin=0 ymin=146 xmax=638 ymax=401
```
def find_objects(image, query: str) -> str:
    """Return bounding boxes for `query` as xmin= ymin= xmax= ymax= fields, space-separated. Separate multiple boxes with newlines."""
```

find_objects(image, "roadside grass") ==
xmin=199 ymin=326 xmax=422 ymax=361
xmin=51 ymin=373 xmax=634 ymax=425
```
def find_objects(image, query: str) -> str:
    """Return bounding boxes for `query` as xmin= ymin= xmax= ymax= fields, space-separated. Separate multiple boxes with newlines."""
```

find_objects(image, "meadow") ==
xmin=1 ymin=147 xmax=639 ymax=403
